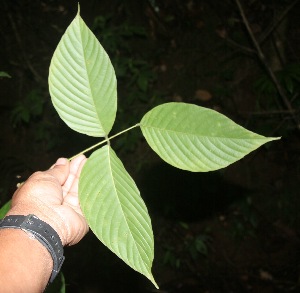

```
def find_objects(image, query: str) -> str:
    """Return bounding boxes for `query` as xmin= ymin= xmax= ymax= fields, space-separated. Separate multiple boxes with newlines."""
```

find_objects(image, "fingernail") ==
xmin=55 ymin=158 xmax=67 ymax=166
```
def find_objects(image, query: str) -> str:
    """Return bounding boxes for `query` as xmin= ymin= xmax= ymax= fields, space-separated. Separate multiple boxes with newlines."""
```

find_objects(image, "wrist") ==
xmin=0 ymin=214 xmax=65 ymax=284
xmin=6 ymin=204 xmax=67 ymax=246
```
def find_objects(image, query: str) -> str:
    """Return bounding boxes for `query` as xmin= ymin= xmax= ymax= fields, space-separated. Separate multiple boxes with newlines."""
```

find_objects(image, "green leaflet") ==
xmin=0 ymin=71 xmax=11 ymax=78
xmin=49 ymin=8 xmax=117 ymax=137
xmin=79 ymin=145 xmax=158 ymax=288
xmin=0 ymin=200 xmax=11 ymax=219
xmin=140 ymin=102 xmax=280 ymax=172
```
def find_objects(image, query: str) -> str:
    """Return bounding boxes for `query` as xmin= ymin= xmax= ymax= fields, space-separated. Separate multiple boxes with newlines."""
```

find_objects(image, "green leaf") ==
xmin=140 ymin=102 xmax=280 ymax=172
xmin=0 ymin=200 xmax=11 ymax=219
xmin=0 ymin=71 xmax=11 ymax=78
xmin=79 ymin=145 xmax=158 ymax=288
xmin=49 ymin=7 xmax=117 ymax=137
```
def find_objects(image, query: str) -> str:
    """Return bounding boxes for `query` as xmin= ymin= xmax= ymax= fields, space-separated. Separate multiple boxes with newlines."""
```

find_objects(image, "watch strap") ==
xmin=0 ymin=214 xmax=65 ymax=283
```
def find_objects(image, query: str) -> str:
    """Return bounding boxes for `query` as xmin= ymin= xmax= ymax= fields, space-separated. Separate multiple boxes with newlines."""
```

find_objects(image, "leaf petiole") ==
xmin=68 ymin=123 xmax=140 ymax=160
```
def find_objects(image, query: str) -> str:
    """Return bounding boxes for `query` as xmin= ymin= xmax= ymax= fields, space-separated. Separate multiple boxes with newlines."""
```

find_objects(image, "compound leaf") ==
xmin=49 ymin=7 xmax=117 ymax=137
xmin=140 ymin=102 xmax=280 ymax=172
xmin=79 ymin=145 xmax=158 ymax=288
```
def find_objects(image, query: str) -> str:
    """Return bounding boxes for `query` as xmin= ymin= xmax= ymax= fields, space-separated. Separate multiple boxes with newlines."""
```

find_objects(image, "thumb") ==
xmin=47 ymin=158 xmax=70 ymax=186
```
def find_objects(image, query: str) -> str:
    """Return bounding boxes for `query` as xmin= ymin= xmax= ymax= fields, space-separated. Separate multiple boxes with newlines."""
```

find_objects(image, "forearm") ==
xmin=0 ymin=228 xmax=52 ymax=293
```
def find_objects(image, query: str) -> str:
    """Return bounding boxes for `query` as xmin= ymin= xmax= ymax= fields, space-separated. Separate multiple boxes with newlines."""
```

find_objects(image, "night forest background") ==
xmin=1 ymin=0 xmax=300 ymax=292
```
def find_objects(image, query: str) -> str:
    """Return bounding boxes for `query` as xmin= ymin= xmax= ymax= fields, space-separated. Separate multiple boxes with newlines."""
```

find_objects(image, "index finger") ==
xmin=62 ymin=155 xmax=87 ymax=197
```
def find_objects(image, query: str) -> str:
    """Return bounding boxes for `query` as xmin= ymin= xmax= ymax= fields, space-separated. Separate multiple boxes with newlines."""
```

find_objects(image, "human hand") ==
xmin=6 ymin=155 xmax=89 ymax=246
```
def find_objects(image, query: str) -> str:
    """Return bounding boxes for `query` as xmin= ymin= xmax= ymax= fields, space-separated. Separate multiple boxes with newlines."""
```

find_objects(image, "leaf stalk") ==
xmin=68 ymin=123 xmax=140 ymax=160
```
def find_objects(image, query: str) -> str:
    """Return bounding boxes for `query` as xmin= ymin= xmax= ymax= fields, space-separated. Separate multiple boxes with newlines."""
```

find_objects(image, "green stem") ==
xmin=68 ymin=123 xmax=140 ymax=160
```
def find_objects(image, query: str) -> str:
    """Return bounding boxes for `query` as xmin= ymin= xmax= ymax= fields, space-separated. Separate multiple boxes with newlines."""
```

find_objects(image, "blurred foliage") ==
xmin=10 ymin=89 xmax=44 ymax=127
xmin=186 ymin=233 xmax=212 ymax=259
xmin=0 ymin=71 xmax=11 ymax=78
xmin=229 ymin=197 xmax=259 ymax=240
xmin=9 ymin=88 xmax=60 ymax=151
xmin=254 ymin=63 xmax=300 ymax=104
xmin=161 ymin=221 xmax=211 ymax=271
xmin=209 ymin=0 xmax=300 ymax=134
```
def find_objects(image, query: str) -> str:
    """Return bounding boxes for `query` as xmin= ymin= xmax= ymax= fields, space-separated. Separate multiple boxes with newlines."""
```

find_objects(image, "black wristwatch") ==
xmin=0 ymin=214 xmax=65 ymax=283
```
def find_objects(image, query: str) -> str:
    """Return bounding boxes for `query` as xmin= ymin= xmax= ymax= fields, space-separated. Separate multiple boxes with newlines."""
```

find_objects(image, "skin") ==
xmin=0 ymin=155 xmax=89 ymax=292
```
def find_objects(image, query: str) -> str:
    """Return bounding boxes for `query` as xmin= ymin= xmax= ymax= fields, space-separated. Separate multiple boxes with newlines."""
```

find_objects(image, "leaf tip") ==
xmin=148 ymin=274 xmax=159 ymax=289
xmin=77 ymin=2 xmax=80 ymax=15
xmin=269 ymin=136 xmax=281 ymax=142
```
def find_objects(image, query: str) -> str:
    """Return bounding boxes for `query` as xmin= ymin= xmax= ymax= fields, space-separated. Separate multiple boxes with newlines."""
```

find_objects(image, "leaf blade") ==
xmin=0 ymin=71 xmax=11 ymax=78
xmin=49 ymin=10 xmax=117 ymax=137
xmin=140 ymin=102 xmax=280 ymax=172
xmin=79 ymin=145 xmax=158 ymax=287
xmin=0 ymin=200 xmax=11 ymax=219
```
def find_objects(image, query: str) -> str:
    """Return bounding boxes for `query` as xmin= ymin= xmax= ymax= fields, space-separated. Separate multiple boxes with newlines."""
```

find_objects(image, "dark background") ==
xmin=1 ymin=0 xmax=300 ymax=292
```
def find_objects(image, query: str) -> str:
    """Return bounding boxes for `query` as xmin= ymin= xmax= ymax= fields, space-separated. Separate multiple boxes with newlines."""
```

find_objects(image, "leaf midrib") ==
xmin=106 ymin=146 xmax=150 ymax=272
xmin=77 ymin=14 xmax=104 ymax=135
xmin=141 ymin=125 xmax=267 ymax=141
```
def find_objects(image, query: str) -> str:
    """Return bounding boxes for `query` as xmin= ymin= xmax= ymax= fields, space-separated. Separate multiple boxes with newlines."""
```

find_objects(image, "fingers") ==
xmin=11 ymin=158 xmax=70 ymax=206
xmin=62 ymin=155 xmax=87 ymax=197
xmin=46 ymin=158 xmax=70 ymax=186
xmin=70 ymin=155 xmax=87 ymax=176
